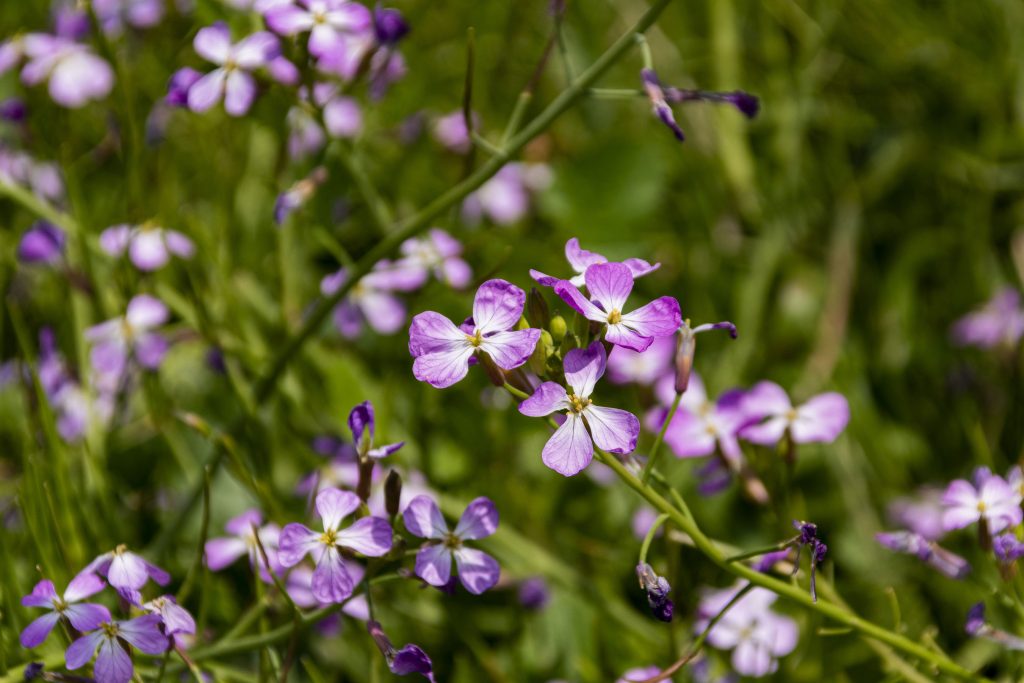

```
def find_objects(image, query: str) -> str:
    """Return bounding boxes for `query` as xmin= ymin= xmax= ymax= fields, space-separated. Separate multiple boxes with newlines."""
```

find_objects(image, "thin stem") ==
xmin=641 ymin=391 xmax=682 ymax=483
xmin=251 ymin=525 xmax=300 ymax=615
xmin=638 ymin=513 xmax=670 ymax=564
xmin=471 ymin=132 xmax=505 ymax=156
xmin=503 ymin=382 xmax=531 ymax=400
xmin=724 ymin=539 xmax=795 ymax=564
xmin=333 ymin=142 xmax=394 ymax=234
xmin=588 ymin=88 xmax=645 ymax=99
xmin=0 ymin=180 xmax=79 ymax=234
xmin=176 ymin=467 xmax=212 ymax=604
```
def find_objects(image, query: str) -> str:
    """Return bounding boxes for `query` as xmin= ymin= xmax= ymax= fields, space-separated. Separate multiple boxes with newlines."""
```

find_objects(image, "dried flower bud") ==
xmin=384 ymin=469 xmax=403 ymax=518
xmin=636 ymin=562 xmax=674 ymax=622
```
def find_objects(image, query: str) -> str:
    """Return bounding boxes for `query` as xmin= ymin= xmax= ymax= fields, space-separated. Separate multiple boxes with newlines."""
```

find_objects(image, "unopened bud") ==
xmin=526 ymin=288 xmax=551 ymax=328
xmin=674 ymin=325 xmax=696 ymax=394
xmin=384 ymin=470 xmax=403 ymax=518
xmin=549 ymin=315 xmax=567 ymax=343
xmin=478 ymin=353 xmax=507 ymax=387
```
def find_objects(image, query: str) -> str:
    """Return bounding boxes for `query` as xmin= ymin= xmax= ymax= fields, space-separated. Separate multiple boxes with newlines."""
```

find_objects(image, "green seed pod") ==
xmin=549 ymin=315 xmax=567 ymax=343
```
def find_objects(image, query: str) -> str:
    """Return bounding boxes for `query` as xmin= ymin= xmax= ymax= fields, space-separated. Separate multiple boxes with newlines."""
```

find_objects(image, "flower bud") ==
xmin=526 ymin=287 xmax=551 ymax=328
xmin=373 ymin=6 xmax=409 ymax=45
xmin=673 ymin=324 xmax=695 ymax=394
xmin=549 ymin=315 xmax=567 ymax=343
xmin=636 ymin=562 xmax=674 ymax=622
xmin=384 ymin=469 xmax=403 ymax=518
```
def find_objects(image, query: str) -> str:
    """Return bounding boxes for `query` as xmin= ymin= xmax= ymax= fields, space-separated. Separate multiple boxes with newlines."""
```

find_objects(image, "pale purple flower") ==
xmin=100 ymin=224 xmax=194 ymax=271
xmin=617 ymin=667 xmax=660 ymax=683
xmin=20 ymin=574 xmax=110 ymax=649
xmin=166 ymin=67 xmax=202 ymax=107
xmin=740 ymin=381 xmax=849 ymax=446
xmin=519 ymin=342 xmax=640 ymax=476
xmin=875 ymin=531 xmax=971 ymax=578
xmin=322 ymin=264 xmax=419 ymax=338
xmin=607 ymin=334 xmax=675 ymax=386
xmin=0 ymin=147 xmax=64 ymax=201
xmin=141 ymin=596 xmax=195 ymax=647
xmin=349 ymin=401 xmax=403 ymax=459
xmin=85 ymin=295 xmax=171 ymax=383
xmin=409 ymin=279 xmax=541 ymax=388
xmin=993 ymin=533 xmax=1024 ymax=563
xmin=432 ymin=110 xmax=476 ymax=153
xmin=264 ymin=0 xmax=372 ymax=57
xmin=942 ymin=475 xmax=1022 ymax=534
xmin=696 ymin=584 xmax=799 ymax=677
xmin=313 ymin=29 xmax=405 ymax=98
xmin=554 ymin=263 xmax=681 ymax=352
xmin=952 ymin=288 xmax=1024 ymax=349
xmin=367 ymin=620 xmax=436 ymax=681
xmin=20 ymin=34 xmax=114 ymax=108
xmin=887 ymin=488 xmax=946 ymax=541
xmin=17 ymin=221 xmax=65 ymax=265
xmin=398 ymin=229 xmax=472 ymax=289
xmin=93 ymin=0 xmax=165 ymax=36
xmin=641 ymin=68 xmax=684 ymax=141
xmin=647 ymin=372 xmax=747 ymax=463
xmin=285 ymin=565 xmax=369 ymax=622
xmin=65 ymin=615 xmax=168 ymax=683
xmin=278 ymin=487 xmax=393 ymax=603
xmin=188 ymin=23 xmax=280 ymax=116
xmin=204 ymin=509 xmax=283 ymax=577
xmin=404 ymin=495 xmax=500 ymax=594
xmin=964 ymin=602 xmax=1024 ymax=650
xmin=461 ymin=163 xmax=541 ymax=225
xmin=85 ymin=546 xmax=170 ymax=604
xmin=530 ymin=237 xmax=660 ymax=288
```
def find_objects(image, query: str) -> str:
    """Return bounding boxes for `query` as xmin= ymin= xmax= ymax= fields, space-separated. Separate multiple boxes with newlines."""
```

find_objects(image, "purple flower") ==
xmin=432 ymin=110 xmax=476 ymax=153
xmin=518 ymin=577 xmax=550 ymax=610
xmin=349 ymin=401 xmax=404 ymax=459
xmin=367 ymin=620 xmax=436 ymax=681
xmin=617 ymin=667 xmax=660 ymax=683
xmin=0 ymin=147 xmax=64 ymax=201
xmin=696 ymin=584 xmax=799 ymax=677
xmin=85 ymin=295 xmax=171 ymax=382
xmin=278 ymin=487 xmax=393 ymax=603
xmin=20 ymin=574 xmax=110 ymax=649
xmin=648 ymin=373 xmax=747 ymax=464
xmin=16 ymin=221 xmax=65 ymax=265
xmin=93 ymin=0 xmax=165 ymax=36
xmin=264 ymin=0 xmax=372 ymax=57
xmin=641 ymin=69 xmax=685 ymax=141
xmin=373 ymin=5 xmax=409 ymax=44
xmin=20 ymin=34 xmax=114 ymax=108
xmin=636 ymin=563 xmax=673 ymax=622
xmin=409 ymin=279 xmax=541 ymax=388
xmin=952 ymin=288 xmax=1024 ymax=349
xmin=519 ymin=342 xmax=640 ymax=476
xmin=461 ymin=163 xmax=548 ymax=225
xmin=85 ymin=546 xmax=170 ymax=604
xmin=554 ymin=263 xmax=681 ymax=352
xmin=188 ymin=23 xmax=280 ymax=116
xmin=65 ymin=615 xmax=168 ymax=683
xmin=963 ymin=602 xmax=1024 ymax=651
xmin=607 ymin=334 xmax=675 ymax=386
xmin=531 ymin=238 xmax=661 ymax=289
xmin=875 ymin=531 xmax=970 ymax=578
xmin=740 ymin=381 xmax=850 ymax=446
xmin=993 ymin=533 xmax=1024 ymax=563
xmin=99 ymin=224 xmax=194 ymax=271
xmin=166 ymin=67 xmax=202 ymax=107
xmin=398 ymin=229 xmax=472 ymax=290
xmin=942 ymin=475 xmax=1022 ymax=534
xmin=322 ymin=264 xmax=418 ymax=338
xmin=403 ymin=495 xmax=500 ymax=594
xmin=204 ymin=509 xmax=283 ymax=577
xmin=141 ymin=596 xmax=195 ymax=647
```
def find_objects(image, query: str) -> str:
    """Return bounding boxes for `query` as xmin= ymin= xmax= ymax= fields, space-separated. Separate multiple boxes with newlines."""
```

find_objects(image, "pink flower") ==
xmin=530 ymin=237 xmax=660 ymax=288
xmin=740 ymin=381 xmax=849 ymax=446
xmin=942 ymin=476 xmax=1022 ymax=534
xmin=187 ymin=23 xmax=280 ymax=116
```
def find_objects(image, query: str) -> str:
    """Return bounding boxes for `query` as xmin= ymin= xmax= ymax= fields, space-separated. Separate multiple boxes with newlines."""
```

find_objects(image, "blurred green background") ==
xmin=2 ymin=0 xmax=1024 ymax=681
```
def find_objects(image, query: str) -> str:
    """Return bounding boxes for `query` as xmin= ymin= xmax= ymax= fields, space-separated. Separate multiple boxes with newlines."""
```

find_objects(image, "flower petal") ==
xmin=740 ymin=415 xmax=788 ymax=446
xmin=224 ymin=70 xmax=256 ymax=117
xmin=479 ymin=329 xmax=540 ymax=370
xmin=336 ymin=516 xmax=392 ymax=556
xmin=20 ymin=612 xmax=60 ymax=649
xmin=64 ymin=603 xmax=111 ymax=634
xmin=316 ymin=487 xmax=360 ymax=531
xmin=128 ymin=231 xmax=169 ymax=271
xmin=541 ymin=414 xmax=593 ymax=476
xmin=453 ymin=547 xmax=500 ymax=594
xmin=791 ymin=392 xmax=849 ymax=443
xmin=622 ymin=257 xmax=660 ymax=279
xmin=412 ymin=347 xmax=475 ymax=388
xmin=563 ymin=341 xmax=606 ymax=398
xmin=108 ymin=553 xmax=148 ymax=590
xmin=118 ymin=614 xmax=169 ymax=655
xmin=553 ymin=280 xmax=607 ymax=322
xmin=194 ymin=23 xmax=232 ymax=64
xmin=584 ymin=405 xmax=639 ymax=455
xmin=21 ymin=580 xmax=58 ymax=608
xmin=453 ymin=497 xmax=498 ymax=540
xmin=603 ymin=323 xmax=655 ymax=352
xmin=187 ymin=68 xmax=226 ymax=112
xmin=233 ymin=31 xmax=278 ymax=69
xmin=95 ymin=637 xmax=134 ymax=683
xmin=65 ymin=630 xmax=104 ymax=670
xmin=414 ymin=544 xmax=452 ymax=586
xmin=403 ymin=496 xmax=448 ymax=539
xmin=518 ymin=382 xmax=569 ymax=417
xmin=204 ymin=537 xmax=248 ymax=571
xmin=347 ymin=401 xmax=374 ymax=443
xmin=742 ymin=381 xmax=791 ymax=418
xmin=408 ymin=311 xmax=466 ymax=357
xmin=312 ymin=548 xmax=355 ymax=603
xmin=126 ymin=295 xmax=168 ymax=331
xmin=619 ymin=296 xmax=682 ymax=339
xmin=264 ymin=6 xmax=315 ymax=35
xmin=564 ymin=238 xmax=606 ymax=274
xmin=583 ymin=262 xmax=633 ymax=312
xmin=277 ymin=523 xmax=321 ymax=566
xmin=472 ymin=279 xmax=526 ymax=334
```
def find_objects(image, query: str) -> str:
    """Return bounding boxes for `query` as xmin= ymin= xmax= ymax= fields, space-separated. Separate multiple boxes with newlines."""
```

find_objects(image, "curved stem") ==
xmin=641 ymin=391 xmax=683 ymax=483
xmin=638 ymin=513 xmax=671 ymax=565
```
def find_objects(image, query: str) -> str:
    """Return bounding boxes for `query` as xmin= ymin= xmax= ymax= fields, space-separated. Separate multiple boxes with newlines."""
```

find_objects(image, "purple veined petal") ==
xmin=453 ymin=547 xmax=500 ymax=594
xmin=358 ymin=291 xmax=406 ymax=334
xmin=791 ymin=392 xmax=849 ymax=443
xmin=316 ymin=487 xmax=360 ymax=530
xmin=308 ymin=22 xmax=344 ymax=57
xmin=583 ymin=263 xmax=634 ymax=313
xmin=454 ymin=497 xmax=498 ymax=540
xmin=743 ymin=381 xmax=791 ymax=419
xmin=472 ymin=279 xmax=526 ymax=334
xmin=94 ymin=637 xmax=134 ymax=683
xmin=942 ymin=507 xmax=980 ymax=532
xmin=740 ymin=415 xmax=789 ymax=446
xmin=584 ymin=405 xmax=639 ymax=455
xmin=20 ymin=612 xmax=61 ymax=648
xmin=107 ymin=552 xmax=149 ymax=590
xmin=529 ymin=269 xmax=561 ymax=288
xmin=277 ymin=523 xmax=321 ymax=566
xmin=99 ymin=225 xmax=133 ymax=256
xmin=48 ymin=50 xmax=115 ymax=108
xmin=127 ymin=230 xmax=170 ymax=270
xmin=478 ymin=329 xmax=541 ymax=371
xmin=564 ymin=238 xmax=607 ymax=274
xmin=348 ymin=401 xmax=374 ymax=443
xmin=63 ymin=604 xmax=112 ymax=634
xmin=518 ymin=382 xmax=570 ymax=417
xmin=164 ymin=230 xmax=195 ymax=259
xmin=604 ymin=323 xmax=655 ymax=352
xmin=414 ymin=544 xmax=452 ymax=587
xmin=126 ymin=295 xmax=168 ymax=330
xmin=622 ymin=257 xmax=660 ymax=279
xmin=234 ymin=31 xmax=279 ymax=68
xmin=118 ymin=614 xmax=169 ymax=655
xmin=731 ymin=638 xmax=778 ymax=677
xmin=154 ymin=599 xmax=195 ymax=636
xmin=225 ymin=508 xmax=264 ymax=535
xmin=205 ymin=537 xmax=248 ymax=570
xmin=403 ymin=496 xmax=448 ymax=539
xmin=563 ymin=341 xmax=607 ymax=398
xmin=326 ymin=3 xmax=372 ymax=31
xmin=224 ymin=70 xmax=257 ymax=116
xmin=336 ymin=516 xmax=393 ymax=556
xmin=542 ymin=413 xmax=594 ymax=476
xmin=22 ymin=579 xmax=58 ymax=608
xmin=84 ymin=553 xmax=114 ymax=577
xmin=311 ymin=547 xmax=356 ymax=603
xmin=367 ymin=441 xmax=403 ymax=459
xmin=390 ymin=644 xmax=434 ymax=676
xmin=619 ymin=296 xmax=682 ymax=339
xmin=143 ymin=558 xmax=170 ymax=584
xmin=194 ymin=23 xmax=232 ymax=64
xmin=412 ymin=347 xmax=475 ymax=389
xmin=264 ymin=5 xmax=316 ymax=35
xmin=323 ymin=95 xmax=362 ymax=137
xmin=661 ymin=410 xmax=717 ymax=458
xmin=187 ymin=68 xmax=227 ymax=112
xmin=65 ymin=630 xmax=105 ymax=670
xmin=408 ymin=311 xmax=467 ymax=357
xmin=553 ymin=280 xmax=606 ymax=322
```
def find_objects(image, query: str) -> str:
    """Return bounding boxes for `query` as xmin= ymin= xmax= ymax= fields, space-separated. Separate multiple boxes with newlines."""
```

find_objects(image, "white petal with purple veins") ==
xmin=336 ymin=517 xmax=392 ymax=556
xmin=518 ymin=382 xmax=570 ymax=417
xmin=563 ymin=342 xmax=606 ymax=398
xmin=472 ymin=279 xmax=525 ymax=334
xmin=584 ymin=405 xmax=638 ymax=455
xmin=541 ymin=413 xmax=593 ymax=476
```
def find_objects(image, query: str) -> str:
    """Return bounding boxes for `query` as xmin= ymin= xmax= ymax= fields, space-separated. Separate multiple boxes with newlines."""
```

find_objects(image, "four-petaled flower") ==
xmin=740 ymin=381 xmax=850 ymax=446
xmin=554 ymin=263 xmax=681 ymax=352
xmin=20 ymin=574 xmax=111 ymax=649
xmin=85 ymin=295 xmax=171 ymax=380
xmin=403 ymin=495 xmax=500 ymax=594
xmin=398 ymin=228 xmax=472 ymax=290
xmin=19 ymin=34 xmax=114 ymax=108
xmin=99 ymin=224 xmax=195 ymax=272
xmin=86 ymin=546 xmax=171 ymax=604
xmin=66 ymin=615 xmax=168 ymax=683
xmin=278 ymin=488 xmax=393 ymax=603
xmin=265 ymin=0 xmax=372 ymax=57
xmin=141 ymin=595 xmax=196 ymax=647
xmin=519 ymin=341 xmax=640 ymax=476
xmin=530 ymin=237 xmax=659 ymax=288
xmin=408 ymin=279 xmax=541 ymax=388
xmin=188 ymin=23 xmax=281 ymax=116
xmin=649 ymin=372 xmax=747 ymax=464
xmin=942 ymin=475 xmax=1023 ymax=534
xmin=204 ymin=509 xmax=284 ymax=579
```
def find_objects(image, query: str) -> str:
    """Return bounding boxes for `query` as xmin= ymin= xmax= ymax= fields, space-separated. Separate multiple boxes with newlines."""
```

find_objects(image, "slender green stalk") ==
xmin=0 ymin=181 xmax=79 ymax=234
xmin=641 ymin=391 xmax=682 ymax=483
xmin=333 ymin=143 xmax=394 ymax=234
xmin=176 ymin=467 xmax=212 ymax=604
xmin=724 ymin=540 xmax=795 ymax=563
xmin=638 ymin=513 xmax=670 ymax=565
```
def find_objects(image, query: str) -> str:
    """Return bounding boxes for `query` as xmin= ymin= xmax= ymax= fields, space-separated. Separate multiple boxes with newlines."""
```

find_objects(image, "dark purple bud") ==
xmin=166 ymin=68 xmax=202 ymax=108
xmin=0 ymin=98 xmax=26 ymax=122
xmin=636 ymin=562 xmax=673 ymax=623
xmin=23 ymin=662 xmax=44 ymax=680
xmin=54 ymin=7 xmax=90 ymax=40
xmin=384 ymin=469 xmax=403 ymax=518
xmin=641 ymin=69 xmax=685 ymax=142
xmin=663 ymin=87 xmax=760 ymax=119
xmin=374 ymin=5 xmax=409 ymax=45
xmin=793 ymin=520 xmax=818 ymax=546
xmin=518 ymin=576 xmax=551 ymax=610
xmin=692 ymin=320 xmax=738 ymax=339
xmin=348 ymin=401 xmax=376 ymax=457
xmin=724 ymin=91 xmax=760 ymax=118
xmin=965 ymin=603 xmax=986 ymax=636
xmin=17 ymin=222 xmax=65 ymax=265
xmin=390 ymin=645 xmax=434 ymax=676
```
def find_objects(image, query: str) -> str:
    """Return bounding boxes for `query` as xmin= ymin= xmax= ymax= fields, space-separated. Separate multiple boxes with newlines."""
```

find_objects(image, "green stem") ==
xmin=176 ymin=467 xmax=212 ymax=604
xmin=250 ymin=0 xmax=678 ymax=405
xmin=503 ymin=382 xmax=531 ymax=401
xmin=0 ymin=181 xmax=79 ymax=234
xmin=638 ymin=513 xmax=671 ymax=564
xmin=641 ymin=391 xmax=682 ymax=483
xmin=724 ymin=539 xmax=795 ymax=564
xmin=333 ymin=142 xmax=394 ymax=234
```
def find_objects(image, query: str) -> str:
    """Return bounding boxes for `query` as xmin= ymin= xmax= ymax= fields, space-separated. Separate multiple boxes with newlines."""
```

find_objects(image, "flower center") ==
xmin=785 ymin=408 xmax=798 ymax=421
xmin=320 ymin=529 xmax=338 ymax=547
xmin=114 ymin=544 xmax=128 ymax=555
xmin=52 ymin=598 xmax=68 ymax=612
xmin=443 ymin=533 xmax=462 ymax=550
xmin=569 ymin=395 xmax=591 ymax=413
xmin=101 ymin=622 xmax=120 ymax=638
xmin=466 ymin=329 xmax=483 ymax=347
xmin=977 ymin=501 xmax=987 ymax=514
xmin=607 ymin=309 xmax=622 ymax=325
xmin=313 ymin=10 xmax=327 ymax=24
